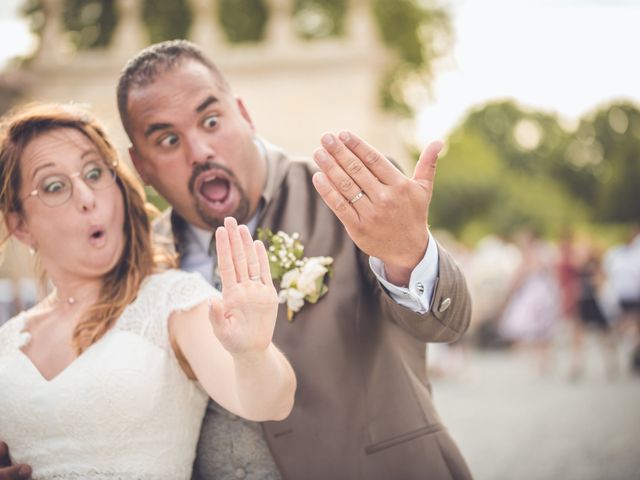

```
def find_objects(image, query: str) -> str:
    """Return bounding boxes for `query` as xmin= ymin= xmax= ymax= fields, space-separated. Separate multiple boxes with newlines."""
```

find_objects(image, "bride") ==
xmin=0 ymin=103 xmax=296 ymax=479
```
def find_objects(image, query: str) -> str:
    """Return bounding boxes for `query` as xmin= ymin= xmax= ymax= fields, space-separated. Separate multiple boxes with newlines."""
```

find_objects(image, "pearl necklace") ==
xmin=53 ymin=291 xmax=77 ymax=306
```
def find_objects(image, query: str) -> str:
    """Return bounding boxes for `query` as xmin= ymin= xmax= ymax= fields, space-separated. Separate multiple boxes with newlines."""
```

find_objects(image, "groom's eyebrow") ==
xmin=144 ymin=122 xmax=171 ymax=138
xmin=196 ymin=95 xmax=218 ymax=113
xmin=143 ymin=96 xmax=219 ymax=138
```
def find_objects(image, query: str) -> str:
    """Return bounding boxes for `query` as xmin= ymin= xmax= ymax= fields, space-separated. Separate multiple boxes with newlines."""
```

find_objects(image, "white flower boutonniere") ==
xmin=258 ymin=228 xmax=333 ymax=321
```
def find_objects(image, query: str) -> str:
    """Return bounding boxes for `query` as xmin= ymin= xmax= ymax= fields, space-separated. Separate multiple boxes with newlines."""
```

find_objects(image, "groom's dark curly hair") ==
xmin=116 ymin=39 xmax=231 ymax=140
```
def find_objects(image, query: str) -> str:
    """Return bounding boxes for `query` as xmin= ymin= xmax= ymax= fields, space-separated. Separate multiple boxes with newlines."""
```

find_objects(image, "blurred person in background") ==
xmin=555 ymin=229 xmax=580 ymax=326
xmin=604 ymin=224 xmax=640 ymax=373
xmin=467 ymin=234 xmax=521 ymax=350
xmin=569 ymin=240 xmax=618 ymax=380
xmin=498 ymin=229 xmax=560 ymax=374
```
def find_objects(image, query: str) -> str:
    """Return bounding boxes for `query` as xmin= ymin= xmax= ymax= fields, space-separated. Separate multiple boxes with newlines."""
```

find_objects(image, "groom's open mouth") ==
xmin=194 ymin=169 xmax=237 ymax=215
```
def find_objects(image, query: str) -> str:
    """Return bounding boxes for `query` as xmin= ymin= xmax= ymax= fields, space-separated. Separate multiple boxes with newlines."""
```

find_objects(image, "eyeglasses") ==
xmin=24 ymin=159 xmax=118 ymax=207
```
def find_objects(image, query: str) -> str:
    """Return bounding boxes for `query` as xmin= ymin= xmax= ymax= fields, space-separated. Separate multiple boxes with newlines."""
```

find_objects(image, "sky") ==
xmin=0 ymin=0 xmax=639 ymax=141
xmin=0 ymin=0 xmax=36 ymax=71
xmin=417 ymin=0 xmax=640 ymax=141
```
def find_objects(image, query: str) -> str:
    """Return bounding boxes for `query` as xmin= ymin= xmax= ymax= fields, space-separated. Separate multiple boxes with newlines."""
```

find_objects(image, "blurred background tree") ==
xmin=218 ymin=0 xmax=269 ymax=43
xmin=22 ymin=0 xmax=118 ymax=49
xmin=430 ymin=99 xmax=640 ymax=244
xmin=292 ymin=0 xmax=347 ymax=39
xmin=372 ymin=0 xmax=450 ymax=116
xmin=590 ymin=102 xmax=640 ymax=223
xmin=143 ymin=0 xmax=192 ymax=44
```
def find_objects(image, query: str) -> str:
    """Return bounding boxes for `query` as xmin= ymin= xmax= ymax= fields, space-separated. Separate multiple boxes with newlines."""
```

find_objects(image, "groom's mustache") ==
xmin=188 ymin=162 xmax=238 ymax=195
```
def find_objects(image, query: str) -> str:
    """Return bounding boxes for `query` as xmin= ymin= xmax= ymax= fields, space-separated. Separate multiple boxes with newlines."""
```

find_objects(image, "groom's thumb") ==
xmin=413 ymin=140 xmax=443 ymax=185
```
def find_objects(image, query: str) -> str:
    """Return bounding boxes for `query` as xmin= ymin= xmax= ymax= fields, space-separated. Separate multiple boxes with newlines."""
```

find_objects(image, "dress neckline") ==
xmin=11 ymin=270 xmax=178 ymax=383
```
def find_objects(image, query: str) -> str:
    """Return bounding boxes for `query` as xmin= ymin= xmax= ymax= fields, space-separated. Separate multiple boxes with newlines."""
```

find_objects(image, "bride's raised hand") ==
xmin=210 ymin=217 xmax=278 ymax=356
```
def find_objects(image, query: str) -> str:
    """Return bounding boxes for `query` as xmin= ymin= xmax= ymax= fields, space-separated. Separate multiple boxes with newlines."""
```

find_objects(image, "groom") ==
xmin=0 ymin=40 xmax=472 ymax=480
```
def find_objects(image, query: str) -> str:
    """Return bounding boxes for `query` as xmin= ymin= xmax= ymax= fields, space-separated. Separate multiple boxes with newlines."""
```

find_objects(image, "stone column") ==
xmin=265 ymin=0 xmax=297 ymax=50
xmin=32 ymin=0 xmax=67 ymax=67
xmin=110 ymin=0 xmax=146 ymax=59
xmin=188 ymin=0 xmax=226 ymax=52
xmin=346 ymin=0 xmax=379 ymax=50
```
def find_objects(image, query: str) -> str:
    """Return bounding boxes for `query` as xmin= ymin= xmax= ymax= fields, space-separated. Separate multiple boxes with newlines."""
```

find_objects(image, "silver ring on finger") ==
xmin=249 ymin=275 xmax=261 ymax=282
xmin=349 ymin=190 xmax=366 ymax=205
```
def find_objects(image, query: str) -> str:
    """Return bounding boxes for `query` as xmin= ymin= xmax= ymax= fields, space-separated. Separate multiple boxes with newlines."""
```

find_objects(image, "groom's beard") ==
xmin=188 ymin=161 xmax=251 ymax=230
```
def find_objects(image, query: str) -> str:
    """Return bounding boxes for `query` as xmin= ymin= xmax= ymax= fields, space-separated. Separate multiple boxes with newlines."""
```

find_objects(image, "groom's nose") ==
xmin=184 ymin=133 xmax=215 ymax=167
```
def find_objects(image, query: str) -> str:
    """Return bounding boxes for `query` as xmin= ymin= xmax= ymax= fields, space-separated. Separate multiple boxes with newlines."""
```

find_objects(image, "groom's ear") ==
xmin=129 ymin=146 xmax=149 ymax=184
xmin=236 ymin=97 xmax=255 ymax=132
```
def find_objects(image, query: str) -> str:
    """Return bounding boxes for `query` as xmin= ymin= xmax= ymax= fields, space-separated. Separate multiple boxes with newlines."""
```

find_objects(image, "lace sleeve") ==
xmin=164 ymin=270 xmax=220 ymax=315
xmin=116 ymin=269 xmax=219 ymax=351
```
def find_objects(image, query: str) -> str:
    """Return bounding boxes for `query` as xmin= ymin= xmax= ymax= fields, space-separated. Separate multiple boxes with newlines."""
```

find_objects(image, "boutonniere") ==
xmin=258 ymin=228 xmax=333 ymax=321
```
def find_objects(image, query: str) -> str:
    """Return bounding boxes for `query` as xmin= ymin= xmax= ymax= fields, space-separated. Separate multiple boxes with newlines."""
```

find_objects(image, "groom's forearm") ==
xmin=232 ymin=344 xmax=296 ymax=422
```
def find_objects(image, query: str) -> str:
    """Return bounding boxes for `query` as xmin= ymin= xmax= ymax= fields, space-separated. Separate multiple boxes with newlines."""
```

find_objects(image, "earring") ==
xmin=29 ymin=246 xmax=36 ymax=256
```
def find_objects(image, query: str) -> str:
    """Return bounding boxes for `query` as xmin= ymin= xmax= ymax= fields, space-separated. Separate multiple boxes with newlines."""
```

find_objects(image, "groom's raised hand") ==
xmin=311 ymin=131 xmax=442 ymax=286
xmin=0 ymin=442 xmax=31 ymax=480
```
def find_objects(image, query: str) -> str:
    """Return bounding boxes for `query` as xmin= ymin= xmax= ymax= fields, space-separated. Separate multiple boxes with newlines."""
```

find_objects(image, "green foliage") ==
xmin=144 ymin=186 xmax=169 ymax=212
xmin=22 ymin=0 xmax=192 ymax=48
xmin=218 ymin=0 xmax=269 ymax=43
xmin=22 ymin=0 xmax=117 ymax=49
xmin=429 ymin=99 xmax=640 ymax=243
xmin=431 ymin=127 xmax=586 ymax=244
xmin=589 ymin=102 xmax=640 ymax=222
xmin=142 ymin=0 xmax=192 ymax=44
xmin=429 ymin=130 xmax=503 ymax=237
xmin=65 ymin=0 xmax=117 ymax=48
xmin=372 ymin=0 xmax=451 ymax=116
xmin=293 ymin=0 xmax=347 ymax=39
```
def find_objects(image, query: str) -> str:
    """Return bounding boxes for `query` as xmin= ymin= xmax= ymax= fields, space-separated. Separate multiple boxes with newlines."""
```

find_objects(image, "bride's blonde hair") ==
xmin=0 ymin=103 xmax=168 ymax=353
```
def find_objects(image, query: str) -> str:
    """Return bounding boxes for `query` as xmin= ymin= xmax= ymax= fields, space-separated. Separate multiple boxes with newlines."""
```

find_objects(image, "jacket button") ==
xmin=235 ymin=468 xmax=246 ymax=478
xmin=438 ymin=297 xmax=451 ymax=313
xmin=416 ymin=282 xmax=425 ymax=295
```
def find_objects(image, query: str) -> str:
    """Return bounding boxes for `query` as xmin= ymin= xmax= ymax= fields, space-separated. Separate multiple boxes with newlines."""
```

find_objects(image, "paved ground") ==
xmin=430 ymin=332 xmax=640 ymax=480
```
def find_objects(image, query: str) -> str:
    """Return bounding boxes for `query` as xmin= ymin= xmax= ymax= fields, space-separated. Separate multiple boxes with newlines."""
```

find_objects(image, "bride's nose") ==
xmin=72 ymin=176 xmax=97 ymax=213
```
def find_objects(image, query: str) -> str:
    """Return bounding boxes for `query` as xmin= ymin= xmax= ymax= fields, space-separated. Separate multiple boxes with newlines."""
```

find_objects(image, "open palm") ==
xmin=210 ymin=217 xmax=278 ymax=355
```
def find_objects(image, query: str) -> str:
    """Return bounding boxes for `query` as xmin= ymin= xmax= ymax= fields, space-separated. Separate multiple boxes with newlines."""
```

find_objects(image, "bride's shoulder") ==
xmin=0 ymin=311 xmax=25 ymax=333
xmin=0 ymin=310 xmax=29 ymax=351
xmin=0 ymin=298 xmax=50 ymax=336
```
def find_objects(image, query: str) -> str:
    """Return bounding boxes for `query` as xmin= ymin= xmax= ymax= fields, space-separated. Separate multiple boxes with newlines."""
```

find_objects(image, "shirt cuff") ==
xmin=369 ymin=232 xmax=439 ymax=314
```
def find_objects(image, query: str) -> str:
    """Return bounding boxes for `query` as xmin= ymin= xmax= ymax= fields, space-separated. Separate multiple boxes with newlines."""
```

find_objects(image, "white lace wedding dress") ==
xmin=0 ymin=269 xmax=218 ymax=479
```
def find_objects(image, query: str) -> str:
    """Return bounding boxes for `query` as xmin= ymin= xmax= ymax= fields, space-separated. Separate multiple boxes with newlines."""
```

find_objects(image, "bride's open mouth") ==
xmin=88 ymin=226 xmax=107 ymax=248
xmin=194 ymin=169 xmax=237 ymax=215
